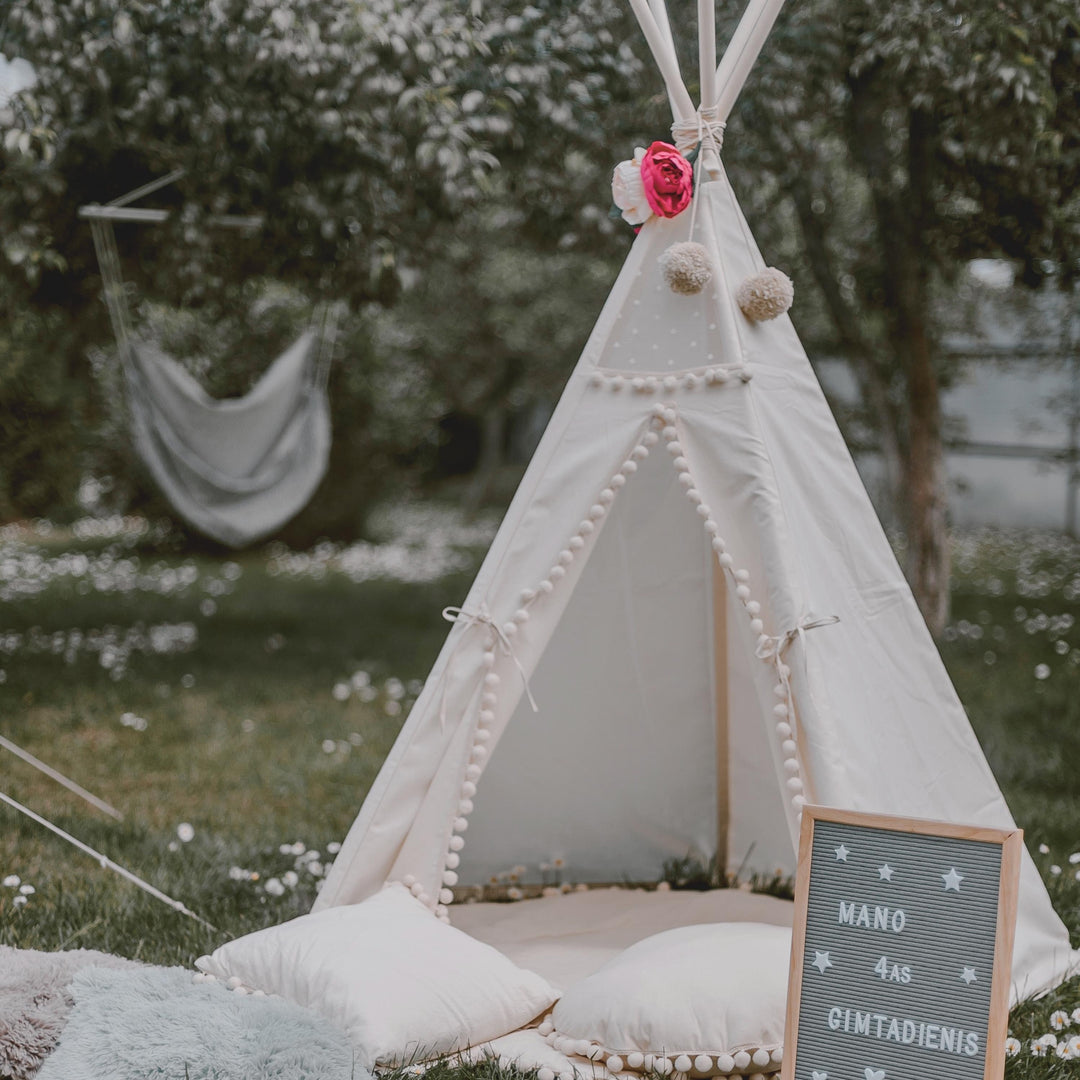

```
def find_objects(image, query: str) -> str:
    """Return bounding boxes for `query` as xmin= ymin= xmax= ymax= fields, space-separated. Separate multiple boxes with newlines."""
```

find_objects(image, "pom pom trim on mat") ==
xmin=660 ymin=241 xmax=713 ymax=296
xmin=736 ymin=268 xmax=794 ymax=321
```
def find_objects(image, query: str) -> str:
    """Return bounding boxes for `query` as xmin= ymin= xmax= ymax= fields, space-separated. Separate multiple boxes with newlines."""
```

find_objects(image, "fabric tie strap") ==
xmin=440 ymin=604 xmax=539 ymax=729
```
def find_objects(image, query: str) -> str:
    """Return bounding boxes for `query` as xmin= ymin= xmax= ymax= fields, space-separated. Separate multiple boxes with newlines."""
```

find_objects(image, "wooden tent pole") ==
xmin=713 ymin=556 xmax=730 ymax=877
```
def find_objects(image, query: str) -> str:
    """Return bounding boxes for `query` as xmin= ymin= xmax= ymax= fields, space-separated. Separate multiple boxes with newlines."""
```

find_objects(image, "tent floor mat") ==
xmin=450 ymin=885 xmax=794 ymax=991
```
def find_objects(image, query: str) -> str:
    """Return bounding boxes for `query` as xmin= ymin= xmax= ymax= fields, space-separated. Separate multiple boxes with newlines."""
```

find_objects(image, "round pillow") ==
xmin=547 ymin=922 xmax=790 ymax=1076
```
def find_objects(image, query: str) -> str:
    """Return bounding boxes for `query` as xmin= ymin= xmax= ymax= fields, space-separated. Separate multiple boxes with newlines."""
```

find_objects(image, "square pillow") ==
xmin=544 ymin=922 xmax=791 ymax=1076
xmin=196 ymin=883 xmax=558 ymax=1069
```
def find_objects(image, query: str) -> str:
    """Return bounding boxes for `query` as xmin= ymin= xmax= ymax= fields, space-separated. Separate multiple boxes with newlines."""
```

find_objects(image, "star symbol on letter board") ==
xmin=877 ymin=864 xmax=894 ymax=881
xmin=834 ymin=844 xmax=850 ymax=862
xmin=960 ymin=967 xmax=978 ymax=985
xmin=811 ymin=950 xmax=834 ymax=974
xmin=942 ymin=867 xmax=964 ymax=891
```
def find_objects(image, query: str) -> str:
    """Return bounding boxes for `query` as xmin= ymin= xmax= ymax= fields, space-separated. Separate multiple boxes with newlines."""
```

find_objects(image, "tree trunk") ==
xmin=463 ymin=406 xmax=506 ymax=514
xmin=848 ymin=77 xmax=951 ymax=635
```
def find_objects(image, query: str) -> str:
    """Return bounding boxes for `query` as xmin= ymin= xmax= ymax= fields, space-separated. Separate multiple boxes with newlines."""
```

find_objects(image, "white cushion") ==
xmin=196 ymin=883 xmax=558 ymax=1069
xmin=547 ymin=922 xmax=791 ymax=1076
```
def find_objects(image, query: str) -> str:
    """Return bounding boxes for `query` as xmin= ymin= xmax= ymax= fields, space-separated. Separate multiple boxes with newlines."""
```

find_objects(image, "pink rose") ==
xmin=640 ymin=141 xmax=693 ymax=218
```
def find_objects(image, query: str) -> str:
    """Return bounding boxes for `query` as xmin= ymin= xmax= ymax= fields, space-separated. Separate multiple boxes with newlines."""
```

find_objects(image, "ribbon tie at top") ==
xmin=754 ymin=614 xmax=841 ymax=664
xmin=671 ymin=104 xmax=726 ymax=157
xmin=441 ymin=604 xmax=539 ymax=727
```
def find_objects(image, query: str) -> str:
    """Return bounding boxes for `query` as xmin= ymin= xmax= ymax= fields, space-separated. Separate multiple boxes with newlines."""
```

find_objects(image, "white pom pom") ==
xmin=439 ymin=887 xmax=454 ymax=904
xmin=442 ymin=870 xmax=459 ymax=886
xmin=715 ymin=1054 xmax=735 ymax=1073
xmin=770 ymin=1047 xmax=783 ymax=1064
xmin=642 ymin=431 xmax=660 ymax=447
xmin=575 ymin=1040 xmax=592 ymax=1058
xmin=192 ymin=972 xmax=206 ymax=984
xmin=783 ymin=758 xmax=800 ymax=776
xmin=461 ymin=780 xmax=477 ymax=797
xmin=782 ymin=739 xmax=798 ymax=755
xmin=550 ymin=565 xmax=566 ymax=581
xmin=538 ymin=1018 xmax=554 ymax=1036
xmin=465 ymin=764 xmax=482 ymax=780
xmin=449 ymin=835 xmax=465 ymax=851
xmin=751 ymin=1049 xmax=771 ymax=1067
xmin=402 ymin=874 xmax=416 ymax=887
xmin=674 ymin=1055 xmax=693 ymax=1073
xmin=737 ymin=267 xmax=794 ymax=321
xmin=484 ymin=672 xmax=500 ymax=688
xmin=750 ymin=618 xmax=764 ymax=634
xmin=733 ymin=1051 xmax=752 ymax=1070
xmin=453 ymin=816 xmax=469 ymax=831
xmin=538 ymin=1069 xmax=556 ymax=1080
xmin=410 ymin=882 xmax=424 ymax=897
xmin=660 ymin=241 xmax=713 ymax=295
xmin=627 ymin=1053 xmax=645 ymax=1070
xmin=776 ymin=720 xmax=793 ymax=738
xmin=607 ymin=1056 xmax=624 ymax=1073
xmin=445 ymin=852 xmax=460 ymax=868
xmin=655 ymin=1057 xmax=673 ymax=1075
xmin=694 ymin=1055 xmax=713 ymax=1073
xmin=226 ymin=976 xmax=243 ymax=989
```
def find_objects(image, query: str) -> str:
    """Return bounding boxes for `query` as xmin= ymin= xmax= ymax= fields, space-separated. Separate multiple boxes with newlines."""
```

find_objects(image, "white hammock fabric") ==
xmin=86 ymin=185 xmax=336 ymax=548
xmin=124 ymin=326 xmax=332 ymax=548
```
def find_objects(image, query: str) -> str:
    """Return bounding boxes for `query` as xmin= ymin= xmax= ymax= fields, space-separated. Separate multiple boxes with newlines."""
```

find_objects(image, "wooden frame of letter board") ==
xmin=780 ymin=805 xmax=1023 ymax=1080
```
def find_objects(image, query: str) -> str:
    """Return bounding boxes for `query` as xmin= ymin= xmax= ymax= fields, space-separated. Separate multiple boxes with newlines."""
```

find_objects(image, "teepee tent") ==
xmin=317 ymin=0 xmax=1079 ymax=999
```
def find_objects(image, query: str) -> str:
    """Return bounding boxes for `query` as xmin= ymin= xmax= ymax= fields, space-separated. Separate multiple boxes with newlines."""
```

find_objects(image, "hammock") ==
xmin=82 ymin=172 xmax=337 ymax=548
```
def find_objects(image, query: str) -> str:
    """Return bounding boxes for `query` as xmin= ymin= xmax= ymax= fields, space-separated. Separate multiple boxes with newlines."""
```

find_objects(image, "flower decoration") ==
xmin=640 ymin=142 xmax=694 ymax=218
xmin=611 ymin=141 xmax=694 ymax=227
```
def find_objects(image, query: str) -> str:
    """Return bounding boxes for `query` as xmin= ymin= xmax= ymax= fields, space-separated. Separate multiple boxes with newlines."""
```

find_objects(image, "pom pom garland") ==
xmin=660 ymin=241 xmax=713 ymax=295
xmin=694 ymin=1056 xmax=713 ymax=1073
xmin=736 ymin=267 xmax=794 ymax=322
xmin=674 ymin=1055 xmax=693 ymax=1073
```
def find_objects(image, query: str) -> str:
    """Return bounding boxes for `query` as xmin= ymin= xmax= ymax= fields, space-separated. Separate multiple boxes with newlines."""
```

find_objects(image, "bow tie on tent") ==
xmin=79 ymin=171 xmax=338 ymax=548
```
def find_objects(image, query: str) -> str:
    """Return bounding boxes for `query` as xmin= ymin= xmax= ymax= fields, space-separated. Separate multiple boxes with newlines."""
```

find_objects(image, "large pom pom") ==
xmin=660 ymin=242 xmax=712 ymax=295
xmin=736 ymin=267 xmax=794 ymax=321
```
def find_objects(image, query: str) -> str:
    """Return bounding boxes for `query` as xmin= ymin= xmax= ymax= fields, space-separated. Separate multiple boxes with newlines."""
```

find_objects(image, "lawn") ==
xmin=0 ymin=511 xmax=1077 ymax=1072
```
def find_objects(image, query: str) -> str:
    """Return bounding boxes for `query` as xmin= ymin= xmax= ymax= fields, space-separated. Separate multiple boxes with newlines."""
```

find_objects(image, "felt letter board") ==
xmin=781 ymin=805 xmax=1022 ymax=1080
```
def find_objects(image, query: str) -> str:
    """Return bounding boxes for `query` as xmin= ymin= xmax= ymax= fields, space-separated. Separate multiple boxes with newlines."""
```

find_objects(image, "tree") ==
xmin=0 ymin=0 xmax=644 ymax=530
xmin=722 ymin=0 xmax=1079 ymax=633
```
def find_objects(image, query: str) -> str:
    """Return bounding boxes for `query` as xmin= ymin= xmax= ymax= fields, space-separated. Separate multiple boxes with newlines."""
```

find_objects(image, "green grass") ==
xmin=0 ymin=519 xmax=1078 ymax=1071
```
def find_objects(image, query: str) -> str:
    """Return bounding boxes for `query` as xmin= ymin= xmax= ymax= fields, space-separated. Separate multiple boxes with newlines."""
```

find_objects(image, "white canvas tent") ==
xmin=317 ymin=0 xmax=1079 ymax=1000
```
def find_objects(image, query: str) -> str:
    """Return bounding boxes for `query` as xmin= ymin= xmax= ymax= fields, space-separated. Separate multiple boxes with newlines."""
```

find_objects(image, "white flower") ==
xmin=384 ymin=699 xmax=401 ymax=716
xmin=1039 ymin=843 xmax=1051 ymax=854
xmin=264 ymin=877 xmax=285 ymax=897
xmin=327 ymin=842 xmax=341 ymax=854
xmin=2 ymin=874 xmax=20 ymax=888
xmin=0 ymin=54 xmax=38 ymax=106
xmin=1072 ymin=1007 xmax=1080 ymax=1024
xmin=228 ymin=866 xmax=247 ymax=881
xmin=1069 ymin=852 xmax=1080 ymax=864
xmin=279 ymin=844 xmax=293 ymax=855
xmin=282 ymin=871 xmax=299 ymax=888
xmin=290 ymin=841 xmax=305 ymax=855
xmin=307 ymin=861 xmax=324 ymax=877
xmin=321 ymin=739 xmax=336 ymax=754
xmin=1034 ymin=663 xmax=1051 ymax=680
xmin=18 ymin=884 xmax=34 ymax=895
xmin=1038 ymin=1033 xmax=1058 ymax=1047
xmin=332 ymin=682 xmax=350 ymax=701
xmin=507 ymin=886 xmax=523 ymax=900
xmin=12 ymin=894 xmax=27 ymax=908
xmin=612 ymin=148 xmax=651 ymax=226
xmin=1051 ymin=1010 xmax=1070 ymax=1030
xmin=176 ymin=822 xmax=195 ymax=843
xmin=1050 ymin=864 xmax=1062 ymax=875
xmin=1004 ymin=1037 xmax=1021 ymax=1057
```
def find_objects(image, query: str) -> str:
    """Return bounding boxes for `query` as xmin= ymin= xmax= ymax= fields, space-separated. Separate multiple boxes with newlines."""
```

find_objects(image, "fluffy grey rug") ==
xmin=0 ymin=945 xmax=140 ymax=1080
xmin=36 ymin=964 xmax=365 ymax=1080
